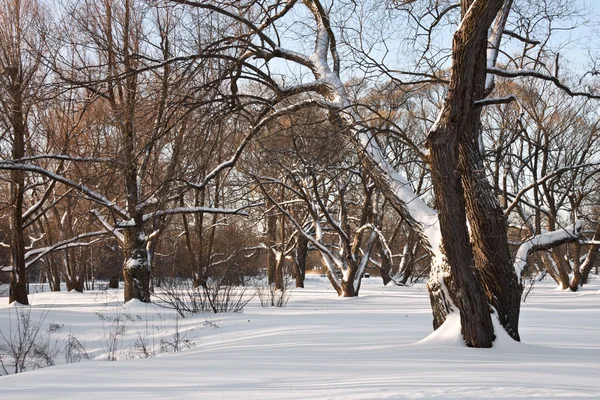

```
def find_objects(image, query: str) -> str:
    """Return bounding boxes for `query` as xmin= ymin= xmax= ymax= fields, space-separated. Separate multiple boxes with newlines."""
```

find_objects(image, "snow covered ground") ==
xmin=0 ymin=277 xmax=599 ymax=399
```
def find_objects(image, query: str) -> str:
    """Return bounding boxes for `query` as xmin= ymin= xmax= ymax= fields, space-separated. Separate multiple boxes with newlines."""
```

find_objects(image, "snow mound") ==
xmin=414 ymin=311 xmax=524 ymax=350
xmin=122 ymin=299 xmax=165 ymax=314
xmin=415 ymin=312 xmax=464 ymax=346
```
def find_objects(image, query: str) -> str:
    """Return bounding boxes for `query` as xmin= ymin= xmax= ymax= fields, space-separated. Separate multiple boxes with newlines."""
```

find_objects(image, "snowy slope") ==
xmin=0 ymin=277 xmax=599 ymax=399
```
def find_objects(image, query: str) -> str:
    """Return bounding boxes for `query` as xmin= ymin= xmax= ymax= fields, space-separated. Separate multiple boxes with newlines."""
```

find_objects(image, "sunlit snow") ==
xmin=1 ymin=277 xmax=599 ymax=399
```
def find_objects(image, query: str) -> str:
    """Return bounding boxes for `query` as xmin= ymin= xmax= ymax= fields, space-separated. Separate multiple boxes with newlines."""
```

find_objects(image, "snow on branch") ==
xmin=13 ymin=154 xmax=114 ymax=163
xmin=487 ymin=67 xmax=600 ymax=99
xmin=485 ymin=0 xmax=513 ymax=93
xmin=514 ymin=221 xmax=583 ymax=282
xmin=254 ymin=178 xmax=344 ymax=287
xmin=139 ymin=205 xmax=254 ymax=223
xmin=502 ymin=29 xmax=540 ymax=45
xmin=0 ymin=231 xmax=108 ymax=272
xmin=91 ymin=209 xmax=125 ymax=243
xmin=474 ymin=94 xmax=517 ymax=107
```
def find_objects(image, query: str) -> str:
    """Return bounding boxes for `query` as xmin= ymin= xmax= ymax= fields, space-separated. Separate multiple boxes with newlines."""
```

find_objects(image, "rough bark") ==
xmin=549 ymin=246 xmax=571 ymax=289
xmin=122 ymin=226 xmax=151 ymax=303
xmin=460 ymin=120 xmax=522 ymax=341
xmin=420 ymin=0 xmax=506 ymax=347
xmin=427 ymin=135 xmax=495 ymax=347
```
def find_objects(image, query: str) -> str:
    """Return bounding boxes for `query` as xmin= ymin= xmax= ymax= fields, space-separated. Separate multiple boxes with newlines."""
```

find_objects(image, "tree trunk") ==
xmin=427 ymin=134 xmax=495 ymax=347
xmin=122 ymin=226 xmax=151 ymax=303
xmin=423 ymin=0 xmax=505 ymax=347
xmin=8 ymin=69 xmax=28 ymax=305
xmin=46 ymin=259 xmax=61 ymax=292
xmin=340 ymin=278 xmax=357 ymax=297
xmin=266 ymin=198 xmax=277 ymax=285
xmin=293 ymin=235 xmax=308 ymax=288
xmin=108 ymin=273 xmax=120 ymax=289
xmin=379 ymin=242 xmax=393 ymax=286
xmin=460 ymin=120 xmax=522 ymax=341
xmin=274 ymin=213 xmax=286 ymax=290
xmin=572 ymin=219 xmax=600 ymax=288
xmin=549 ymin=247 xmax=571 ymax=289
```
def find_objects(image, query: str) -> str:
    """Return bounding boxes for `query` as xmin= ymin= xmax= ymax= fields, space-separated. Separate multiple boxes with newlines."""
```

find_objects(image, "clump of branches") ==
xmin=255 ymin=278 xmax=291 ymax=308
xmin=154 ymin=276 xmax=253 ymax=316
xmin=97 ymin=310 xmax=127 ymax=361
xmin=0 ymin=307 xmax=57 ymax=375
xmin=64 ymin=334 xmax=89 ymax=364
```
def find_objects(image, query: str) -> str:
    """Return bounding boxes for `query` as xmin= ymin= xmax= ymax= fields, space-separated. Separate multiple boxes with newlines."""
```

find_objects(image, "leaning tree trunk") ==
xmin=299 ymin=0 xmax=505 ymax=346
xmin=379 ymin=242 xmax=393 ymax=286
xmin=427 ymin=130 xmax=495 ymax=347
xmin=421 ymin=0 xmax=506 ymax=347
xmin=460 ymin=114 xmax=522 ymax=341
xmin=456 ymin=0 xmax=522 ymax=340
xmin=122 ymin=225 xmax=151 ymax=303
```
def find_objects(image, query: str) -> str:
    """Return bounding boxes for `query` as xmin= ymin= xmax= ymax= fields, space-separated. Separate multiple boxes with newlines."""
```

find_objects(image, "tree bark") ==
xmin=274 ymin=213 xmax=286 ymax=290
xmin=122 ymin=225 xmax=151 ymax=303
xmin=293 ymin=235 xmax=308 ymax=288
xmin=421 ymin=0 xmax=506 ymax=347
xmin=572 ymin=219 xmax=600 ymax=288
xmin=460 ymin=119 xmax=522 ymax=341
xmin=8 ymin=67 xmax=29 ymax=305
xmin=266 ymin=197 xmax=278 ymax=285
xmin=427 ymin=134 xmax=495 ymax=347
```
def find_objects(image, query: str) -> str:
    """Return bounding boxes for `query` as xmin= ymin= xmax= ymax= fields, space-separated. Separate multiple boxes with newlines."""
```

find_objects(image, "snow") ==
xmin=514 ymin=221 xmax=582 ymax=282
xmin=1 ymin=277 xmax=600 ymax=399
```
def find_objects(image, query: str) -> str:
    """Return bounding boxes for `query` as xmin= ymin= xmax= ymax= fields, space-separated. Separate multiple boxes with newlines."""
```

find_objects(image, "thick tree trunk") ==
xmin=427 ymin=135 xmax=495 ymax=347
xmin=340 ymin=278 xmax=357 ymax=297
xmin=460 ymin=123 xmax=522 ymax=341
xmin=455 ymin=0 xmax=522 ymax=340
xmin=108 ymin=273 xmax=120 ymax=289
xmin=423 ymin=0 xmax=505 ymax=347
xmin=123 ymin=226 xmax=151 ymax=303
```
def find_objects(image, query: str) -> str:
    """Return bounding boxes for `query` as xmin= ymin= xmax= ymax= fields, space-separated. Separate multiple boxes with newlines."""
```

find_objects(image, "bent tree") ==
xmin=169 ymin=0 xmax=600 ymax=346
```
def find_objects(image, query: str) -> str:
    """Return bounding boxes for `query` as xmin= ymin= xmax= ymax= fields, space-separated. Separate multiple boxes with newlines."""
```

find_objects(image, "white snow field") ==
xmin=0 ymin=277 xmax=599 ymax=399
